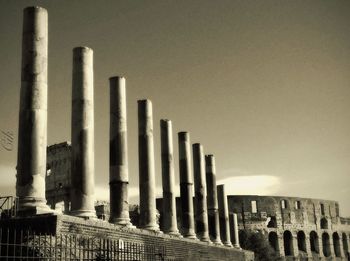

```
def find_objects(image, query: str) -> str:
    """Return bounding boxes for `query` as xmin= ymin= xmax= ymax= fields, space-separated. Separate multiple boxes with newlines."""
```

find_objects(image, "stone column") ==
xmin=160 ymin=119 xmax=180 ymax=235
xmin=217 ymin=185 xmax=233 ymax=247
xmin=70 ymin=47 xmax=96 ymax=218
xmin=229 ymin=213 xmax=240 ymax=248
xmin=305 ymin=235 xmax=313 ymax=258
xmin=16 ymin=6 xmax=51 ymax=214
xmin=109 ymin=76 xmax=132 ymax=226
xmin=193 ymin=143 xmax=210 ymax=242
xmin=138 ymin=100 xmax=159 ymax=231
xmin=178 ymin=132 xmax=197 ymax=239
xmin=205 ymin=155 xmax=222 ymax=245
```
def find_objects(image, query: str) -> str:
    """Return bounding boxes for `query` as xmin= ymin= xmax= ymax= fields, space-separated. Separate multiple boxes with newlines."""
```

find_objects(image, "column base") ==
xmin=183 ymin=233 xmax=199 ymax=240
xmin=223 ymin=241 xmax=233 ymax=247
xmin=233 ymin=244 xmax=241 ymax=249
xmin=164 ymin=230 xmax=183 ymax=237
xmin=211 ymin=238 xmax=223 ymax=245
xmin=17 ymin=197 xmax=54 ymax=217
xmin=109 ymin=217 xmax=134 ymax=227
xmin=69 ymin=209 xmax=97 ymax=219
xmin=139 ymin=224 xmax=161 ymax=232
xmin=199 ymin=236 xmax=211 ymax=243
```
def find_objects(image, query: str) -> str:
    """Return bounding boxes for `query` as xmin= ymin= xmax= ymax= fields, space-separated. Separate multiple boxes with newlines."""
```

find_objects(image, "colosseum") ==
xmin=228 ymin=195 xmax=350 ymax=259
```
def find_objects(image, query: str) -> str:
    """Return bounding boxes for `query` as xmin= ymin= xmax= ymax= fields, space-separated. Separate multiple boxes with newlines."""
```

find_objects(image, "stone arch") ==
xmin=297 ymin=231 xmax=306 ymax=252
xmin=268 ymin=231 xmax=279 ymax=253
xmin=320 ymin=217 xmax=328 ymax=229
xmin=322 ymin=232 xmax=331 ymax=257
xmin=333 ymin=232 xmax=341 ymax=257
xmin=267 ymin=216 xmax=277 ymax=228
xmin=284 ymin=230 xmax=293 ymax=256
xmin=342 ymin=233 xmax=349 ymax=258
xmin=309 ymin=231 xmax=319 ymax=254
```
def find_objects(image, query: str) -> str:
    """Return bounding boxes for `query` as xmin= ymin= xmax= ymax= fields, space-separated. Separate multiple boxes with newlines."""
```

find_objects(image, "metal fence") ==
xmin=0 ymin=228 xmax=177 ymax=261
xmin=0 ymin=196 xmax=18 ymax=219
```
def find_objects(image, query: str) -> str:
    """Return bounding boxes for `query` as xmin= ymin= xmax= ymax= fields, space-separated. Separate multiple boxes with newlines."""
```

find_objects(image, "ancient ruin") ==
xmin=0 ymin=5 xmax=349 ymax=261
xmin=0 ymin=6 xmax=255 ymax=260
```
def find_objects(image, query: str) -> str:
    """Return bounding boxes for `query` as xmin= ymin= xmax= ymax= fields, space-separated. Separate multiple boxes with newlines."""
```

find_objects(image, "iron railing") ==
xmin=0 ymin=196 xmax=18 ymax=219
xmin=0 ymin=228 xmax=177 ymax=260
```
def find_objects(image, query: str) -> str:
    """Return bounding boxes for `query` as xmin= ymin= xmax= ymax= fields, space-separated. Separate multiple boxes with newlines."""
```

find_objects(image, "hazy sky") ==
xmin=1 ymin=0 xmax=350 ymax=216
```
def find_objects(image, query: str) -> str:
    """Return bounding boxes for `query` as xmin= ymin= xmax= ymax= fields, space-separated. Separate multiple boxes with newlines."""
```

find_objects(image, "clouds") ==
xmin=217 ymin=175 xmax=281 ymax=195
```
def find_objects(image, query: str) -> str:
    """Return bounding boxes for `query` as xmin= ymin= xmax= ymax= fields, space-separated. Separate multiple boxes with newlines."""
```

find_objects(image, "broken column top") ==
xmin=109 ymin=76 xmax=126 ymax=80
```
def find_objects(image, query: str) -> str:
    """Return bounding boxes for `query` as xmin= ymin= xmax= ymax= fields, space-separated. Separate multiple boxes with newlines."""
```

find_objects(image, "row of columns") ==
xmin=15 ymin=6 xmax=240 ymax=247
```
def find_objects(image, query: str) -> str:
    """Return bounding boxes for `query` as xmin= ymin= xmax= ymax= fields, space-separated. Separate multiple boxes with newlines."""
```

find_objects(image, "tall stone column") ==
xmin=229 ymin=213 xmax=240 ymax=248
xmin=160 ymin=119 xmax=180 ymax=235
xmin=217 ymin=185 xmax=233 ymax=247
xmin=205 ymin=155 xmax=222 ymax=245
xmin=193 ymin=143 xmax=210 ymax=242
xmin=138 ymin=100 xmax=159 ymax=231
xmin=109 ymin=76 xmax=132 ymax=226
xmin=16 ymin=6 xmax=51 ymax=214
xmin=178 ymin=132 xmax=197 ymax=239
xmin=70 ymin=47 xmax=96 ymax=218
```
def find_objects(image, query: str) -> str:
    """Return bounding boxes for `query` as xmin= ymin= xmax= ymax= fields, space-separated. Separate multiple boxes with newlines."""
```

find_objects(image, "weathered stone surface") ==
xmin=16 ymin=6 xmax=52 ymax=215
xmin=109 ymin=76 xmax=132 ymax=226
xmin=138 ymin=100 xmax=159 ymax=231
xmin=206 ymin=155 xmax=222 ymax=245
xmin=178 ymin=132 xmax=197 ymax=239
xmin=70 ymin=47 xmax=96 ymax=218
xmin=229 ymin=213 xmax=240 ymax=248
xmin=193 ymin=143 xmax=210 ymax=242
xmin=217 ymin=185 xmax=232 ymax=247
xmin=0 ymin=215 xmax=254 ymax=261
xmin=160 ymin=119 xmax=180 ymax=235
xmin=228 ymin=195 xmax=350 ymax=259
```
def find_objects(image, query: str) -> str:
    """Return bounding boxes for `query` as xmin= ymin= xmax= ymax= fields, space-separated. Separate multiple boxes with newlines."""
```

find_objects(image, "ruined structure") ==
xmin=0 ymin=6 xmax=255 ymax=261
xmin=1 ymin=5 xmax=349 ymax=261
xmin=228 ymin=195 xmax=350 ymax=259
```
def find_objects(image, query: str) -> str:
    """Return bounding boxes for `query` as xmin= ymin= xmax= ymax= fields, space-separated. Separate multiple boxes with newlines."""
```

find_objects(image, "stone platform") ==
xmin=0 ymin=214 xmax=254 ymax=260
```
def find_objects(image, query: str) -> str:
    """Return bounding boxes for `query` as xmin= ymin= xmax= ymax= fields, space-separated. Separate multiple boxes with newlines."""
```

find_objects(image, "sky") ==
xmin=0 ymin=0 xmax=350 ymax=216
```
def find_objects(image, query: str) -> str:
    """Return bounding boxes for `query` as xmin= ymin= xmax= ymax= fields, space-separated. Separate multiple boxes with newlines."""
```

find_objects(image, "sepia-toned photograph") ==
xmin=0 ymin=1 xmax=349 ymax=260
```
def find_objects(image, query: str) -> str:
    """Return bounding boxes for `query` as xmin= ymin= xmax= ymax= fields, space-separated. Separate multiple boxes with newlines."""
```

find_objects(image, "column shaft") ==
xmin=205 ymin=155 xmax=222 ymax=244
xmin=229 ymin=213 xmax=240 ymax=248
xmin=160 ymin=120 xmax=180 ymax=235
xmin=138 ymin=100 xmax=159 ymax=231
xmin=70 ymin=47 xmax=96 ymax=218
xmin=16 ymin=6 xmax=51 ymax=214
xmin=178 ymin=132 xmax=196 ymax=239
xmin=217 ymin=184 xmax=233 ymax=247
xmin=109 ymin=76 xmax=131 ymax=225
xmin=193 ymin=143 xmax=210 ymax=242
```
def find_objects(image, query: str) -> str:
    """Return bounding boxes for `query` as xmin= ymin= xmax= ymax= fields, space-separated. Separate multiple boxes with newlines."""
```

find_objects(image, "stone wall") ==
xmin=0 ymin=215 xmax=254 ymax=261
xmin=227 ymin=195 xmax=350 ymax=260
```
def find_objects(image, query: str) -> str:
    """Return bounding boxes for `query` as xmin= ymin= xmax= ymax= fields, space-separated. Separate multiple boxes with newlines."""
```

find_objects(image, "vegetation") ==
xmin=239 ymin=229 xmax=278 ymax=261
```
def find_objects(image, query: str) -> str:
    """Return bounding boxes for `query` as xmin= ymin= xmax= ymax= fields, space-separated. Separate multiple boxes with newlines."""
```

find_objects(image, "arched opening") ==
xmin=297 ymin=231 xmax=306 ymax=252
xmin=269 ymin=232 xmax=279 ymax=253
xmin=322 ymin=233 xmax=331 ymax=257
xmin=320 ymin=217 xmax=328 ymax=229
xmin=267 ymin=216 xmax=277 ymax=228
xmin=284 ymin=230 xmax=293 ymax=256
xmin=333 ymin=232 xmax=341 ymax=257
xmin=310 ymin=231 xmax=319 ymax=254
xmin=342 ymin=233 xmax=349 ymax=259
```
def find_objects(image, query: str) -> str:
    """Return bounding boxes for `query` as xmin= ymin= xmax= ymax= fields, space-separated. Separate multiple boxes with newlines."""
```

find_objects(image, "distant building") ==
xmin=228 ymin=195 xmax=350 ymax=259
xmin=46 ymin=142 xmax=71 ymax=212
